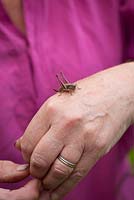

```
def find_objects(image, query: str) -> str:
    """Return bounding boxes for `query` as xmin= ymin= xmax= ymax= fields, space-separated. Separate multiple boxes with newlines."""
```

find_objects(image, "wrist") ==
xmin=102 ymin=62 xmax=134 ymax=125
xmin=125 ymin=62 xmax=134 ymax=124
xmin=115 ymin=62 xmax=134 ymax=125
xmin=77 ymin=62 xmax=134 ymax=125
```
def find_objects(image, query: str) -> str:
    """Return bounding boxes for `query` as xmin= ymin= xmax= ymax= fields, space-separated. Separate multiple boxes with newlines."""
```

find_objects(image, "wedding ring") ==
xmin=58 ymin=155 xmax=76 ymax=169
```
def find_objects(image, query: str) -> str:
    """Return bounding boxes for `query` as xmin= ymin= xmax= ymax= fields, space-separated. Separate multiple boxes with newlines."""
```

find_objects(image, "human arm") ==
xmin=17 ymin=62 xmax=134 ymax=199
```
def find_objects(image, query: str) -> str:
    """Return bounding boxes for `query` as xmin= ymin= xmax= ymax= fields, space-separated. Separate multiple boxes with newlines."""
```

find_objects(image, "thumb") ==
xmin=14 ymin=136 xmax=22 ymax=151
xmin=10 ymin=179 xmax=42 ymax=199
xmin=0 ymin=160 xmax=29 ymax=183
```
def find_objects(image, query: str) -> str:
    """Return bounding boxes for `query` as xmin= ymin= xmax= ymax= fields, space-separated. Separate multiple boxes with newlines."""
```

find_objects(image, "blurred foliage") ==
xmin=128 ymin=147 xmax=134 ymax=175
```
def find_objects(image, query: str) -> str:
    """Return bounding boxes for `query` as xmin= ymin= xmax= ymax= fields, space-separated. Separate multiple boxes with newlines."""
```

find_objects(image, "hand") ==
xmin=17 ymin=63 xmax=134 ymax=200
xmin=0 ymin=160 xmax=41 ymax=200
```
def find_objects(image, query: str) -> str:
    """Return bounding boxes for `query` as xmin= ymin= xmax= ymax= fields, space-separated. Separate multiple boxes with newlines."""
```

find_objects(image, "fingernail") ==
xmin=17 ymin=164 xmax=29 ymax=171
xmin=51 ymin=193 xmax=59 ymax=200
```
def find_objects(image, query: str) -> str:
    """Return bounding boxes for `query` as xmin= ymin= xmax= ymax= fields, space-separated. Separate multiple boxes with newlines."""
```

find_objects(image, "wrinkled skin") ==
xmin=2 ymin=1 xmax=134 ymax=199
xmin=16 ymin=63 xmax=134 ymax=200
xmin=0 ymin=160 xmax=42 ymax=200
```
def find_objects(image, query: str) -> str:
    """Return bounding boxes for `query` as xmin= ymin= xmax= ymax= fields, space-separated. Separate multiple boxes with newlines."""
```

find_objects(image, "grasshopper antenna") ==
xmin=56 ymin=74 xmax=66 ymax=89
xmin=59 ymin=72 xmax=69 ymax=84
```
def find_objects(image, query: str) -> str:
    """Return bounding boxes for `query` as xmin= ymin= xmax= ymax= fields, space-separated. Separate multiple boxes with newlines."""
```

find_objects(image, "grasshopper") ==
xmin=54 ymin=72 xmax=77 ymax=94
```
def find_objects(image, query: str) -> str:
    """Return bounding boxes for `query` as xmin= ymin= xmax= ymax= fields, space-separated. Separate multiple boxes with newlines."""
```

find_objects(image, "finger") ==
xmin=16 ymin=102 xmax=51 ymax=162
xmin=10 ymin=179 xmax=41 ymax=200
xmin=50 ymin=152 xmax=97 ymax=200
xmin=0 ymin=180 xmax=41 ymax=200
xmin=30 ymin=130 xmax=64 ymax=178
xmin=43 ymin=144 xmax=83 ymax=190
xmin=0 ymin=161 xmax=29 ymax=183
xmin=39 ymin=191 xmax=51 ymax=200
xmin=14 ymin=137 xmax=22 ymax=151
xmin=0 ymin=188 xmax=10 ymax=199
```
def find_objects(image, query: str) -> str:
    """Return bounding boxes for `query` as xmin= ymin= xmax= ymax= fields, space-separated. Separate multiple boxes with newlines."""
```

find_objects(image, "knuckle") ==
xmin=83 ymin=126 xmax=90 ymax=138
xmin=46 ymin=99 xmax=57 ymax=114
xmin=31 ymin=152 xmax=49 ymax=169
xmin=52 ymin=165 xmax=71 ymax=179
xmin=72 ymin=169 xmax=87 ymax=182
xmin=94 ymin=138 xmax=107 ymax=151
xmin=63 ymin=114 xmax=83 ymax=128
xmin=20 ymin=141 xmax=32 ymax=162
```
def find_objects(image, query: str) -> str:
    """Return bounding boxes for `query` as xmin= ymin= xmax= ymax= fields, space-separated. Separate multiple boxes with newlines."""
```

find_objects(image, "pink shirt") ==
xmin=0 ymin=1 xmax=134 ymax=199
